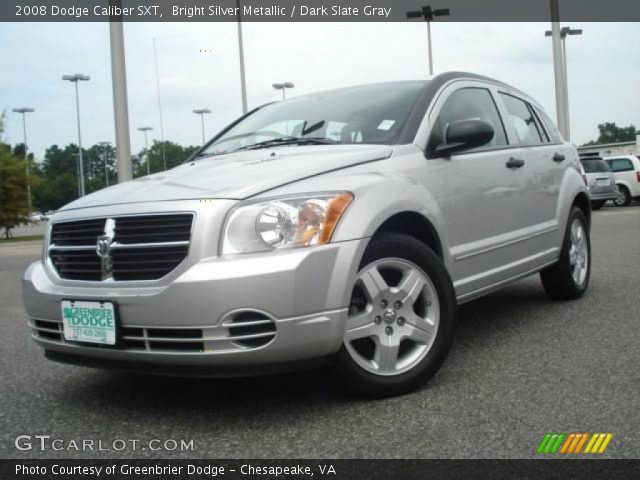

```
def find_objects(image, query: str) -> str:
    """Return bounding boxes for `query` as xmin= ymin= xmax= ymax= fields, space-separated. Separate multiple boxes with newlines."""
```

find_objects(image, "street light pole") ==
xmin=109 ymin=14 xmax=133 ymax=183
xmin=406 ymin=5 xmax=450 ymax=76
xmin=98 ymin=141 xmax=112 ymax=187
xmin=236 ymin=0 xmax=248 ymax=114
xmin=193 ymin=109 xmax=212 ymax=145
xmin=137 ymin=127 xmax=153 ymax=176
xmin=153 ymin=37 xmax=167 ymax=171
xmin=272 ymin=82 xmax=295 ymax=100
xmin=545 ymin=23 xmax=582 ymax=141
xmin=62 ymin=74 xmax=90 ymax=197
xmin=12 ymin=107 xmax=34 ymax=215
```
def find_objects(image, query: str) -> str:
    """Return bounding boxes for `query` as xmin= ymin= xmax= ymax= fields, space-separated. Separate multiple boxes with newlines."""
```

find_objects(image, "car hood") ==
xmin=60 ymin=144 xmax=392 ymax=211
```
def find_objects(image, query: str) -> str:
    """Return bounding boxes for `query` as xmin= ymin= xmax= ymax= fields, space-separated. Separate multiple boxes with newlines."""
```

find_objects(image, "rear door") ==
xmin=606 ymin=157 xmax=638 ymax=196
xmin=495 ymin=91 xmax=569 ymax=256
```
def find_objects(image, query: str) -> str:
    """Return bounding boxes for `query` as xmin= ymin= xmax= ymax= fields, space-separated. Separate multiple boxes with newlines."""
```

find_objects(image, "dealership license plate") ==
xmin=61 ymin=300 xmax=116 ymax=345
xmin=597 ymin=178 xmax=610 ymax=186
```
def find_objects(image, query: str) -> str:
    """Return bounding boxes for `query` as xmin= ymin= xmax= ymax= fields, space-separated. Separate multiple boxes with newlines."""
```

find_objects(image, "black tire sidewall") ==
xmin=334 ymin=233 xmax=457 ymax=397
xmin=614 ymin=186 xmax=630 ymax=206
xmin=560 ymin=207 xmax=591 ymax=293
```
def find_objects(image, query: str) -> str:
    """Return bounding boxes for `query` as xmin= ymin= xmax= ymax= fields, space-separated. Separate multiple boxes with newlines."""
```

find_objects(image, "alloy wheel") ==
xmin=568 ymin=218 xmax=588 ymax=286
xmin=344 ymin=258 xmax=440 ymax=376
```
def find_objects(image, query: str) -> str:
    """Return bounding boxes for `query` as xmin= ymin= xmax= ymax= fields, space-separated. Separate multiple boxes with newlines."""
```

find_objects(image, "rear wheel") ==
xmin=614 ymin=185 xmax=631 ymax=206
xmin=591 ymin=200 xmax=606 ymax=210
xmin=333 ymin=233 xmax=457 ymax=397
xmin=540 ymin=207 xmax=590 ymax=300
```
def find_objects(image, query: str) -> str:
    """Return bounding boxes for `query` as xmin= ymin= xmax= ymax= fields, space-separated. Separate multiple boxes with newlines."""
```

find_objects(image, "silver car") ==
xmin=23 ymin=72 xmax=591 ymax=397
xmin=580 ymin=155 xmax=618 ymax=210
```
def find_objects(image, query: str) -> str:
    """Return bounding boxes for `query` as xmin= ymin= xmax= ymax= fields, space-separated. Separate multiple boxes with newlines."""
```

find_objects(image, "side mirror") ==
xmin=432 ymin=119 xmax=495 ymax=157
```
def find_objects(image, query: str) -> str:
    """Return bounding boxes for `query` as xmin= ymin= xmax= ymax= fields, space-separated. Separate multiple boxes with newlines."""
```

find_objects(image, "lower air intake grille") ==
xmin=224 ymin=311 xmax=277 ymax=348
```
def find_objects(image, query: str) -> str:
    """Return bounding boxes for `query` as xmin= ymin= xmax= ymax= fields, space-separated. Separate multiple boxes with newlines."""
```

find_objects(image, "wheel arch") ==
xmin=371 ymin=211 xmax=444 ymax=260
xmin=572 ymin=191 xmax=592 ymax=227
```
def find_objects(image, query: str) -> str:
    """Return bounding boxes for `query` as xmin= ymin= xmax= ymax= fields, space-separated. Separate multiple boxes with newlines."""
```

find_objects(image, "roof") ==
xmin=578 ymin=141 xmax=636 ymax=150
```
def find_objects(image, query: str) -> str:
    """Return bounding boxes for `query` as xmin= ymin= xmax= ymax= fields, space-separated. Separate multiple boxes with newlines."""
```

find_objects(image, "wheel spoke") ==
xmin=374 ymin=335 xmax=400 ymax=372
xmin=359 ymin=267 xmax=388 ymax=301
xmin=397 ymin=268 xmax=425 ymax=305
xmin=569 ymin=247 xmax=578 ymax=266
xmin=344 ymin=312 xmax=377 ymax=341
xmin=404 ymin=313 xmax=435 ymax=343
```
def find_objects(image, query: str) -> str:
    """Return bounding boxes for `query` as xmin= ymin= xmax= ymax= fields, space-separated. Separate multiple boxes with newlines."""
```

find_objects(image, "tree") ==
xmin=0 ymin=144 xmax=29 ymax=238
xmin=583 ymin=123 xmax=637 ymax=146
xmin=133 ymin=140 xmax=199 ymax=178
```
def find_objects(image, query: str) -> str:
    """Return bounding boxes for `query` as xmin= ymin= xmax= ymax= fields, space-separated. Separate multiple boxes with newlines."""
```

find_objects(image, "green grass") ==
xmin=0 ymin=234 xmax=44 ymax=243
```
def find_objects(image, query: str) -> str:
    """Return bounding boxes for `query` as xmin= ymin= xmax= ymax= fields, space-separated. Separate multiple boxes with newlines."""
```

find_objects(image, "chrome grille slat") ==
xmin=49 ymin=214 xmax=193 ymax=282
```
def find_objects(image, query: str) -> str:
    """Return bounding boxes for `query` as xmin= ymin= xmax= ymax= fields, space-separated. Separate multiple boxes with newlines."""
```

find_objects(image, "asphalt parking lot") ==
xmin=1 ymin=205 xmax=639 ymax=459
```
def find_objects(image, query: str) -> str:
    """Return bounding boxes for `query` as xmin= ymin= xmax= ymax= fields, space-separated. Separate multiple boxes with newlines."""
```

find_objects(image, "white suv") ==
xmin=604 ymin=155 xmax=640 ymax=206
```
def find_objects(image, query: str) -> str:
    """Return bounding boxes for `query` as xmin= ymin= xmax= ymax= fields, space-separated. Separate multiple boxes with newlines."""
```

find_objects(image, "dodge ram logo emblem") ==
xmin=97 ymin=218 xmax=116 ymax=280
xmin=96 ymin=235 xmax=111 ymax=258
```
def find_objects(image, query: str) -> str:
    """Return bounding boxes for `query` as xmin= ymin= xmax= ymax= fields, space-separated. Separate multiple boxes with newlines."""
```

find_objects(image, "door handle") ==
xmin=506 ymin=157 xmax=525 ymax=169
xmin=553 ymin=153 xmax=565 ymax=162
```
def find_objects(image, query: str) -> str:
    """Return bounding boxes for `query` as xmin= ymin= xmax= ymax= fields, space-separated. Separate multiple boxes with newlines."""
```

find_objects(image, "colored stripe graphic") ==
xmin=537 ymin=433 xmax=565 ymax=454
xmin=538 ymin=433 xmax=613 ymax=454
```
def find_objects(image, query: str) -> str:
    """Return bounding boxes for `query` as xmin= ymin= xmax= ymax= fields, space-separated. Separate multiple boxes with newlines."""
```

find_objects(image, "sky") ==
xmin=1 ymin=21 xmax=639 ymax=161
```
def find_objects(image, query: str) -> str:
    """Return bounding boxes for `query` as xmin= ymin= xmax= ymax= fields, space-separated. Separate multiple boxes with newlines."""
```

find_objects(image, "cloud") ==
xmin=0 ymin=21 xmax=638 ymax=159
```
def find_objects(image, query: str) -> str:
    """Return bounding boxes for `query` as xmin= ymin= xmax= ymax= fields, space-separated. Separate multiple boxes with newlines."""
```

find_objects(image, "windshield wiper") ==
xmin=232 ymin=136 xmax=337 ymax=152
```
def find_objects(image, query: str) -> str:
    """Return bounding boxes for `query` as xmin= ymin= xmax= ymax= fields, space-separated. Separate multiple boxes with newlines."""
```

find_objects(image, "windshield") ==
xmin=201 ymin=81 xmax=426 ymax=156
xmin=581 ymin=159 xmax=611 ymax=173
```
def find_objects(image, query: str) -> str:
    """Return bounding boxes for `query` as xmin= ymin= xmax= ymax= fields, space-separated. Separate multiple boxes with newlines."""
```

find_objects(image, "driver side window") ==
xmin=429 ymin=87 xmax=507 ymax=151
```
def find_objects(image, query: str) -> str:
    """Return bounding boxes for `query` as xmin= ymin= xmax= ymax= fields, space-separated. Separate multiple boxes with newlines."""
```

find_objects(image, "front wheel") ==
xmin=540 ymin=207 xmax=591 ymax=300
xmin=333 ymin=233 xmax=457 ymax=397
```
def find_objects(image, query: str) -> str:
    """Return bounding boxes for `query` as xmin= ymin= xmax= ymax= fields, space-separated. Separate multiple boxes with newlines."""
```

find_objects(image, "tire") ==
xmin=540 ymin=207 xmax=590 ymax=300
xmin=332 ymin=232 xmax=457 ymax=398
xmin=613 ymin=185 xmax=631 ymax=207
xmin=591 ymin=200 xmax=606 ymax=210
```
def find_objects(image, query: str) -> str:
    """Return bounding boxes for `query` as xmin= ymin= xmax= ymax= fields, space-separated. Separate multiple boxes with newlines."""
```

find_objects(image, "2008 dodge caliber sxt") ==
xmin=23 ymin=72 xmax=591 ymax=397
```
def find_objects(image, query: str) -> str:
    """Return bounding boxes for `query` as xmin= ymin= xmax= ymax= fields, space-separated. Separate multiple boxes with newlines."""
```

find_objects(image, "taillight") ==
xmin=636 ymin=171 xmax=640 ymax=182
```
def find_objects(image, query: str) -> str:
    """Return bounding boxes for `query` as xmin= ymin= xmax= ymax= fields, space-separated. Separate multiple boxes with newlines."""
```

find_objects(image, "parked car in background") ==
xmin=579 ymin=154 xmax=618 ymax=210
xmin=30 ymin=212 xmax=44 ymax=223
xmin=23 ymin=72 xmax=591 ymax=397
xmin=604 ymin=155 xmax=640 ymax=206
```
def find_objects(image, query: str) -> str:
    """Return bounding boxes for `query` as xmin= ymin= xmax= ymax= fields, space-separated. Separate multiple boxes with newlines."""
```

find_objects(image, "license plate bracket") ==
xmin=61 ymin=300 xmax=117 ymax=345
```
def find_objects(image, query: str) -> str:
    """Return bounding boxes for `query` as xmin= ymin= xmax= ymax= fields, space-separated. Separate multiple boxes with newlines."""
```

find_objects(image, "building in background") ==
xmin=578 ymin=135 xmax=640 ymax=157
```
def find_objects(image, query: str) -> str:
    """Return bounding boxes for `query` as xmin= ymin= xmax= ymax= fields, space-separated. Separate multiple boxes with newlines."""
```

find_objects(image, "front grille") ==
xmin=49 ymin=214 xmax=193 ymax=282
xmin=49 ymin=250 xmax=102 ymax=281
xmin=51 ymin=219 xmax=105 ymax=246
xmin=111 ymin=245 xmax=190 ymax=281
xmin=114 ymin=214 xmax=193 ymax=244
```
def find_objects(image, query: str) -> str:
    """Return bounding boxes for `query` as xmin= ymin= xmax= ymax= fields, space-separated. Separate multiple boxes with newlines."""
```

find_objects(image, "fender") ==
xmin=556 ymin=154 xmax=591 ymax=240
xmin=254 ymin=166 xmax=451 ymax=268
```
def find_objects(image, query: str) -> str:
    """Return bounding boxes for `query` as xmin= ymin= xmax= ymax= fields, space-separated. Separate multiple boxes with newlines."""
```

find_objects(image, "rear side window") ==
xmin=534 ymin=106 xmax=562 ymax=143
xmin=429 ymin=87 xmax=507 ymax=150
xmin=581 ymin=159 xmax=611 ymax=173
xmin=499 ymin=93 xmax=546 ymax=146
xmin=606 ymin=158 xmax=634 ymax=172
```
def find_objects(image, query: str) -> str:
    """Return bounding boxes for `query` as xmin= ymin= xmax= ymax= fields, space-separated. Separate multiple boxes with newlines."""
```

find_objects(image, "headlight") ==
xmin=222 ymin=192 xmax=353 ymax=254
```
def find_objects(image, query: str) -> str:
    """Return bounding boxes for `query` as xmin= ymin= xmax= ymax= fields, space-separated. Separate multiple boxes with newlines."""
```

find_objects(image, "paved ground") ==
xmin=1 ymin=205 xmax=639 ymax=459
xmin=4 ymin=222 xmax=46 ymax=239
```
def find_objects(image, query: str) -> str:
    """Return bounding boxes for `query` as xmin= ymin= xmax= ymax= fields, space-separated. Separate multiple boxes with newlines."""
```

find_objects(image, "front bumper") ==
xmin=23 ymin=238 xmax=368 ymax=374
